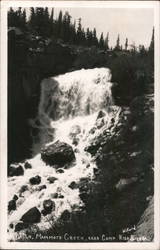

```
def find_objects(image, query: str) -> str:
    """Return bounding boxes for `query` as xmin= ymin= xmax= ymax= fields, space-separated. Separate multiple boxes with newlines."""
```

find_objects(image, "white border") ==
xmin=0 ymin=1 xmax=160 ymax=250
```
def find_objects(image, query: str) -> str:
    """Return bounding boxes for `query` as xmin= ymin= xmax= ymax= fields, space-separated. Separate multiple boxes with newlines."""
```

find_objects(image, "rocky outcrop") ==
xmin=41 ymin=140 xmax=75 ymax=167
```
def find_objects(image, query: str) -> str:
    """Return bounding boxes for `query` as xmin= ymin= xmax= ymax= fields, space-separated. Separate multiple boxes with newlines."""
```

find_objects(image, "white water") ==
xmin=8 ymin=68 xmax=117 ymax=239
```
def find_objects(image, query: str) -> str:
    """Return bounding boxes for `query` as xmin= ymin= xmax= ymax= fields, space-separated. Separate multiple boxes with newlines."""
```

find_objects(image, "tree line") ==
xmin=8 ymin=7 xmax=154 ymax=52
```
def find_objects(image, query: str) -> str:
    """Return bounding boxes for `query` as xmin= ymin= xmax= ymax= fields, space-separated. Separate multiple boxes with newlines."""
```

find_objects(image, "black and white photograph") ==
xmin=0 ymin=1 xmax=160 ymax=249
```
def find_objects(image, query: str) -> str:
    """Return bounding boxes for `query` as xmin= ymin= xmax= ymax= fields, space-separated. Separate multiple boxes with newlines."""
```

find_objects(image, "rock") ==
xmin=8 ymin=164 xmax=24 ymax=177
xmin=19 ymin=185 xmax=28 ymax=194
xmin=60 ymin=210 xmax=71 ymax=221
xmin=9 ymin=223 xmax=14 ymax=229
xmin=96 ymin=118 xmax=105 ymax=129
xmin=24 ymin=161 xmax=32 ymax=169
xmin=56 ymin=168 xmax=64 ymax=174
xmin=97 ymin=110 xmax=106 ymax=119
xmin=37 ymin=185 xmax=46 ymax=191
xmin=69 ymin=125 xmax=81 ymax=139
xmin=15 ymin=222 xmax=27 ymax=232
xmin=47 ymin=176 xmax=58 ymax=183
xmin=115 ymin=177 xmax=138 ymax=191
xmin=21 ymin=207 xmax=41 ymax=223
xmin=50 ymin=193 xmax=58 ymax=199
xmin=58 ymin=194 xmax=64 ymax=198
xmin=41 ymin=140 xmax=75 ymax=167
xmin=43 ymin=199 xmax=55 ymax=214
xmin=8 ymin=200 xmax=16 ymax=212
xmin=29 ymin=175 xmax=41 ymax=185
xmin=68 ymin=181 xmax=78 ymax=190
xmin=13 ymin=194 xmax=18 ymax=201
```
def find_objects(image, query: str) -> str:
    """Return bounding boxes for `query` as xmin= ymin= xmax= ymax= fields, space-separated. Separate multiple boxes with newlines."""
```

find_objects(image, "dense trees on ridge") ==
xmin=7 ymin=7 xmax=154 ymax=52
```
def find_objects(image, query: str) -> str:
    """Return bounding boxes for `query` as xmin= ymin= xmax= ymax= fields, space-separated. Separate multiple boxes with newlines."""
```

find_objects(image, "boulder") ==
xmin=8 ymin=200 xmax=16 ymax=212
xmin=60 ymin=210 xmax=71 ymax=221
xmin=15 ymin=222 xmax=27 ymax=232
xmin=97 ymin=110 xmax=106 ymax=120
xmin=56 ymin=168 xmax=64 ymax=174
xmin=29 ymin=175 xmax=41 ymax=185
xmin=47 ymin=176 xmax=58 ymax=183
xmin=19 ymin=185 xmax=28 ymax=194
xmin=43 ymin=199 xmax=55 ymax=214
xmin=13 ymin=194 xmax=18 ymax=201
xmin=68 ymin=181 xmax=78 ymax=190
xmin=41 ymin=140 xmax=75 ymax=167
xmin=37 ymin=185 xmax=46 ymax=191
xmin=21 ymin=207 xmax=41 ymax=223
xmin=8 ymin=164 xmax=24 ymax=177
xmin=24 ymin=161 xmax=32 ymax=169
xmin=69 ymin=125 xmax=81 ymax=140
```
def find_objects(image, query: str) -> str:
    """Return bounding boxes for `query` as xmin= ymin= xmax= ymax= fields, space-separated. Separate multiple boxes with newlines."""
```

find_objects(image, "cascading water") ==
xmin=8 ymin=68 xmax=119 ymax=240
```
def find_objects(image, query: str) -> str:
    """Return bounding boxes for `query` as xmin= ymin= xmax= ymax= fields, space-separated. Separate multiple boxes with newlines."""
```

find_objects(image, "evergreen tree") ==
xmin=105 ymin=32 xmax=109 ymax=50
xmin=93 ymin=28 xmax=98 ymax=46
xmin=125 ymin=38 xmax=128 ymax=51
xmin=76 ymin=18 xmax=83 ymax=44
xmin=99 ymin=32 xmax=104 ymax=49
xmin=149 ymin=27 xmax=154 ymax=52
xmin=115 ymin=34 xmax=120 ymax=50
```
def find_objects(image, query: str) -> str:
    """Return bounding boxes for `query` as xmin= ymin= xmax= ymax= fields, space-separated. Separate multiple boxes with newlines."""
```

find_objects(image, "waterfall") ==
xmin=32 ymin=67 xmax=113 ymax=153
xmin=8 ymin=68 xmax=116 ymax=239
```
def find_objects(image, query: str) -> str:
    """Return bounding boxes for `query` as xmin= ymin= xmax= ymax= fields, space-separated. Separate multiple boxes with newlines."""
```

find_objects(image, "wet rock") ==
xmin=41 ymin=140 xmax=75 ymax=167
xmin=37 ymin=185 xmax=46 ymax=191
xmin=115 ymin=177 xmax=138 ymax=191
xmin=56 ymin=168 xmax=64 ymax=174
xmin=21 ymin=207 xmax=41 ymax=223
xmin=96 ymin=118 xmax=105 ymax=129
xmin=13 ymin=194 xmax=18 ymax=201
xmin=19 ymin=185 xmax=28 ymax=194
xmin=24 ymin=161 xmax=32 ymax=169
xmin=58 ymin=194 xmax=64 ymax=198
xmin=72 ymin=138 xmax=79 ymax=146
xmin=15 ymin=222 xmax=27 ymax=232
xmin=68 ymin=181 xmax=78 ymax=190
xmin=43 ymin=199 xmax=55 ymax=214
xmin=29 ymin=175 xmax=41 ymax=185
xmin=50 ymin=193 xmax=58 ymax=199
xmin=8 ymin=200 xmax=16 ymax=212
xmin=8 ymin=164 xmax=24 ymax=177
xmin=69 ymin=125 xmax=81 ymax=139
xmin=47 ymin=176 xmax=58 ymax=183
xmin=60 ymin=210 xmax=71 ymax=221
xmin=9 ymin=223 xmax=14 ymax=229
xmin=97 ymin=110 xmax=106 ymax=119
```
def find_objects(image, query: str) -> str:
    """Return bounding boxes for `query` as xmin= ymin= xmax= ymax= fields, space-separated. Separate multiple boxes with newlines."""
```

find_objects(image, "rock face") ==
xmin=41 ymin=140 xmax=75 ymax=167
xmin=21 ymin=207 xmax=41 ymax=223
xmin=8 ymin=164 xmax=24 ymax=177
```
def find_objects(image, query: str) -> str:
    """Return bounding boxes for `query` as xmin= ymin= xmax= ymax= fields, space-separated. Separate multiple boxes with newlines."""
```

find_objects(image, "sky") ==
xmin=54 ymin=8 xmax=154 ymax=48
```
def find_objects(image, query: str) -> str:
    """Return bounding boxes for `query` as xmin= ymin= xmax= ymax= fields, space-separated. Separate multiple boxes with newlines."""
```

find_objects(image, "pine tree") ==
xmin=99 ymin=32 xmax=104 ymax=49
xmin=115 ymin=34 xmax=120 ymax=51
xmin=105 ymin=32 xmax=109 ymax=50
xmin=76 ymin=18 xmax=83 ymax=44
xmin=149 ymin=27 xmax=154 ymax=52
xmin=93 ymin=28 xmax=98 ymax=46
xmin=125 ymin=38 xmax=128 ymax=51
